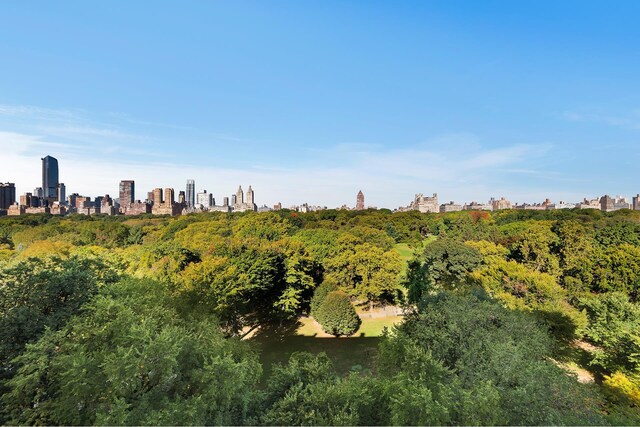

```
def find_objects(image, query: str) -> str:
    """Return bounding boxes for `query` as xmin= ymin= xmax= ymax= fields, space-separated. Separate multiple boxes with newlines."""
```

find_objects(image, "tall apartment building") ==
xmin=164 ymin=188 xmax=175 ymax=205
xmin=490 ymin=197 xmax=512 ymax=211
xmin=152 ymin=188 xmax=163 ymax=205
xmin=56 ymin=183 xmax=66 ymax=204
xmin=197 ymin=190 xmax=213 ymax=208
xmin=186 ymin=179 xmax=195 ymax=207
xmin=0 ymin=183 xmax=16 ymax=209
xmin=119 ymin=180 xmax=135 ymax=205
xmin=233 ymin=185 xmax=257 ymax=212
xmin=41 ymin=155 xmax=59 ymax=200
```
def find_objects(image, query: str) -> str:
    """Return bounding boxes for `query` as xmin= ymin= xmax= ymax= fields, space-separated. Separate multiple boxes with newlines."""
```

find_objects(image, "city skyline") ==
xmin=1 ymin=2 xmax=639 ymax=206
xmin=2 ymin=154 xmax=639 ymax=214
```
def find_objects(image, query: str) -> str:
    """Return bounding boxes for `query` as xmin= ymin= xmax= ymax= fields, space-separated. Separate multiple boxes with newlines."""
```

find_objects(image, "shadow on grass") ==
xmin=553 ymin=340 xmax=606 ymax=383
xmin=250 ymin=319 xmax=383 ymax=382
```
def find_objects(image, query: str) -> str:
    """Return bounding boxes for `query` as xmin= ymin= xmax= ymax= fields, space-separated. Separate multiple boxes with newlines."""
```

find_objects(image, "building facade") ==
xmin=41 ymin=155 xmax=59 ymax=200
xmin=0 ymin=183 xmax=16 ymax=209
xmin=119 ymin=180 xmax=135 ymax=205
xmin=186 ymin=179 xmax=195 ymax=208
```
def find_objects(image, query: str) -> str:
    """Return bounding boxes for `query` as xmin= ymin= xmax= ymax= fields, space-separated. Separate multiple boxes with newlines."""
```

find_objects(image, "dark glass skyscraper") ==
xmin=41 ymin=155 xmax=59 ymax=200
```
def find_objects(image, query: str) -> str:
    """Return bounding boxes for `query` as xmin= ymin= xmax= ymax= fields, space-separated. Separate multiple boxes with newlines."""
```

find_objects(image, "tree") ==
xmin=315 ymin=291 xmax=361 ymax=336
xmin=2 ymin=278 xmax=261 ymax=426
xmin=578 ymin=292 xmax=640 ymax=374
xmin=0 ymin=256 xmax=119 ymax=380
xmin=500 ymin=220 xmax=561 ymax=277
xmin=421 ymin=239 xmax=482 ymax=288
xmin=324 ymin=239 xmax=403 ymax=308
xmin=310 ymin=281 xmax=339 ymax=317
xmin=378 ymin=291 xmax=606 ymax=425
xmin=403 ymin=258 xmax=432 ymax=304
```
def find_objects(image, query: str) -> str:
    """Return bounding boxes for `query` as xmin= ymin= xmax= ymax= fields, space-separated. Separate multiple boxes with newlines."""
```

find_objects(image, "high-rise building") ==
xmin=34 ymin=187 xmax=44 ymax=198
xmin=246 ymin=185 xmax=254 ymax=205
xmin=633 ymin=194 xmax=640 ymax=211
xmin=186 ymin=179 xmax=195 ymax=208
xmin=600 ymin=195 xmax=614 ymax=212
xmin=164 ymin=188 xmax=175 ymax=205
xmin=236 ymin=186 xmax=244 ymax=204
xmin=197 ymin=190 xmax=213 ymax=207
xmin=42 ymin=155 xmax=59 ymax=199
xmin=57 ymin=183 xmax=66 ymax=204
xmin=178 ymin=191 xmax=186 ymax=205
xmin=356 ymin=190 xmax=365 ymax=210
xmin=20 ymin=192 xmax=32 ymax=207
xmin=152 ymin=188 xmax=163 ymax=205
xmin=0 ymin=183 xmax=16 ymax=209
xmin=119 ymin=180 xmax=135 ymax=205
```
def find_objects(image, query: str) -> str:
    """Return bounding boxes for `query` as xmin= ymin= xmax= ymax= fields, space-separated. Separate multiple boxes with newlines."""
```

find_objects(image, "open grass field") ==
xmin=250 ymin=312 xmax=402 ymax=380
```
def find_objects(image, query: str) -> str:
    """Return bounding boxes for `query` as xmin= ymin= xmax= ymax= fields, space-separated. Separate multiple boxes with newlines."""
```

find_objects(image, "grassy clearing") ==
xmin=394 ymin=243 xmax=415 ymax=262
xmin=251 ymin=312 xmax=403 ymax=380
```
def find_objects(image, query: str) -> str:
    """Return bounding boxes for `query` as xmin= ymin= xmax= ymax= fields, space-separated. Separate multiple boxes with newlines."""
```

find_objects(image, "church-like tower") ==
xmin=236 ymin=185 xmax=244 ymax=204
xmin=356 ymin=190 xmax=364 ymax=210
xmin=246 ymin=185 xmax=254 ymax=205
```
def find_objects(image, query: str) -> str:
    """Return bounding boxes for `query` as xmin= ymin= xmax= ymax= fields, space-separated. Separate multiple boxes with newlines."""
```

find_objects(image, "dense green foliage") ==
xmin=2 ymin=279 xmax=260 ymax=425
xmin=1 ymin=208 xmax=640 ymax=424
xmin=310 ymin=281 xmax=339 ymax=317
xmin=315 ymin=291 xmax=361 ymax=336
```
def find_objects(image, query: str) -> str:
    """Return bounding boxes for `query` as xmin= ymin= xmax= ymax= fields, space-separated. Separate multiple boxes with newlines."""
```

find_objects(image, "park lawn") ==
xmin=394 ymin=243 xmax=415 ymax=263
xmin=356 ymin=315 xmax=402 ymax=337
xmin=252 ymin=313 xmax=403 ymax=381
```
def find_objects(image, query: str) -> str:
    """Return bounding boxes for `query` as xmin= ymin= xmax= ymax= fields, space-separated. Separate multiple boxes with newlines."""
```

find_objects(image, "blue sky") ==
xmin=1 ymin=1 xmax=639 ymax=208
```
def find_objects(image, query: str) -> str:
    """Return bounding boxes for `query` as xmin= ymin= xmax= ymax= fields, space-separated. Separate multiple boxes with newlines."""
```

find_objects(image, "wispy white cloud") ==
xmin=563 ymin=110 xmax=640 ymax=130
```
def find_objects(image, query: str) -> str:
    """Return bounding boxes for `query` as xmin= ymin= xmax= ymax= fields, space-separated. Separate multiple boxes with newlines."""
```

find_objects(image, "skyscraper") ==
xmin=186 ymin=179 xmax=195 ymax=207
xmin=164 ymin=188 xmax=175 ymax=205
xmin=119 ymin=180 xmax=135 ymax=205
xmin=41 ymin=155 xmax=59 ymax=200
xmin=236 ymin=185 xmax=244 ymax=204
xmin=57 ymin=183 xmax=66 ymax=204
xmin=246 ymin=185 xmax=255 ymax=205
xmin=356 ymin=190 xmax=365 ymax=210
xmin=0 ymin=183 xmax=16 ymax=209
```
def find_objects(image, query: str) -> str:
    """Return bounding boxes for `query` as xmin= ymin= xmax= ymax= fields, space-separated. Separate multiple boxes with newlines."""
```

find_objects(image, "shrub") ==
xmin=310 ymin=281 xmax=338 ymax=316
xmin=315 ymin=291 xmax=360 ymax=336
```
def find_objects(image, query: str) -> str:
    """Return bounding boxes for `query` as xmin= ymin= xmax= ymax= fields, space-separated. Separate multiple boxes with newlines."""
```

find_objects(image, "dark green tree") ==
xmin=422 ymin=239 xmax=482 ymax=288
xmin=315 ymin=291 xmax=361 ymax=336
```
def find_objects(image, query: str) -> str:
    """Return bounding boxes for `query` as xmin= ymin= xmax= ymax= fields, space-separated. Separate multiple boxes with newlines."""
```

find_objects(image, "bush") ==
xmin=310 ymin=281 xmax=338 ymax=316
xmin=315 ymin=291 xmax=360 ymax=336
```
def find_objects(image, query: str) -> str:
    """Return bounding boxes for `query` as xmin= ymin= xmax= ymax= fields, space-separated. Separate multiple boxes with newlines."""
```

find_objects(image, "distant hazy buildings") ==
xmin=6 ymin=153 xmax=640 ymax=218
xmin=398 ymin=193 xmax=439 ymax=213
xmin=464 ymin=201 xmax=493 ymax=211
xmin=577 ymin=198 xmax=600 ymax=210
xmin=600 ymin=195 xmax=631 ymax=212
xmin=490 ymin=197 xmax=512 ymax=211
xmin=440 ymin=201 xmax=462 ymax=213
